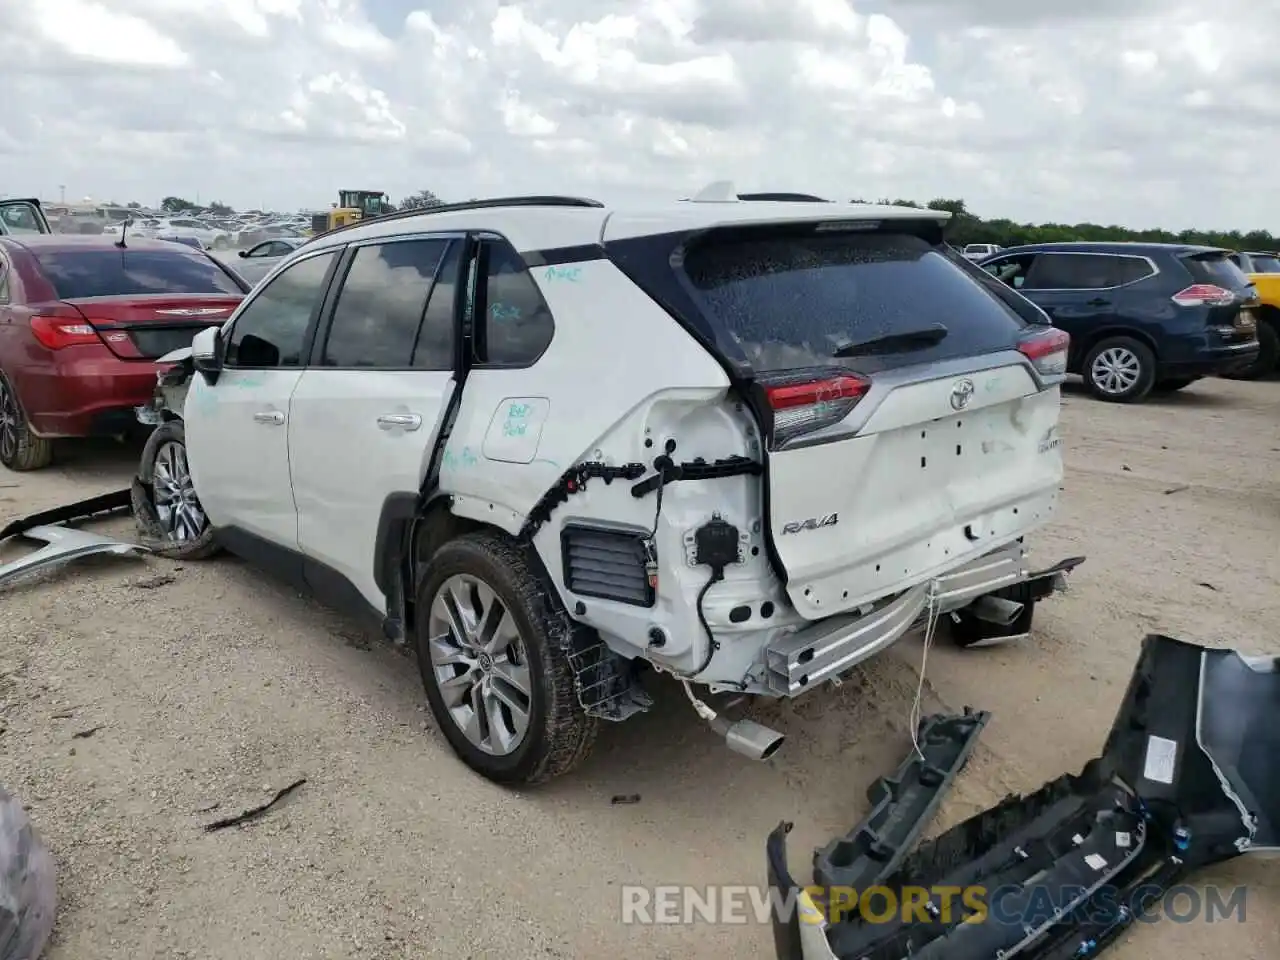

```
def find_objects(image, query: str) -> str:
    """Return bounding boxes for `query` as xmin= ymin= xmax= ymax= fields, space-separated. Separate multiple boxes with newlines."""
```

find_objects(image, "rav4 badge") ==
xmin=781 ymin=513 xmax=839 ymax=535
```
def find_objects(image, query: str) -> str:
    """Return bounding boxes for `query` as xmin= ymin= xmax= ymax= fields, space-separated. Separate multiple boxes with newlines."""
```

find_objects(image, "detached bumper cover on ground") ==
xmin=768 ymin=633 xmax=1277 ymax=960
xmin=0 ymin=489 xmax=144 ymax=587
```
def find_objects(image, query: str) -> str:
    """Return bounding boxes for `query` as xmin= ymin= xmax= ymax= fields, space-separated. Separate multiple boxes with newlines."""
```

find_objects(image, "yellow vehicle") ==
xmin=309 ymin=189 xmax=391 ymax=235
xmin=1225 ymin=251 xmax=1280 ymax=379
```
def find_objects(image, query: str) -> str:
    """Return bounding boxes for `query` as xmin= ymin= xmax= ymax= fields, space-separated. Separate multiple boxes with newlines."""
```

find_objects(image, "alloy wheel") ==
xmin=0 ymin=379 xmax=19 ymax=464
xmin=152 ymin=441 xmax=206 ymax=541
xmin=1090 ymin=346 xmax=1142 ymax=396
xmin=427 ymin=574 xmax=533 ymax=756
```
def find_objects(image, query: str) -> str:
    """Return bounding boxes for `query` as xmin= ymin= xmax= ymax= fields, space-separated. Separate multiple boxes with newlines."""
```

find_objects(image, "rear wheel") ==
xmin=0 ymin=372 xmax=54 ymax=472
xmin=132 ymin=419 xmax=221 ymax=560
xmin=1220 ymin=318 xmax=1279 ymax=381
xmin=414 ymin=532 xmax=596 ymax=785
xmin=1082 ymin=336 xmax=1156 ymax=403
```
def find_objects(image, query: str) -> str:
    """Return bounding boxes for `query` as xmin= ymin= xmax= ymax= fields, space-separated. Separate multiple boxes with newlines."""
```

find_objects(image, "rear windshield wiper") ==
xmin=831 ymin=323 xmax=948 ymax=358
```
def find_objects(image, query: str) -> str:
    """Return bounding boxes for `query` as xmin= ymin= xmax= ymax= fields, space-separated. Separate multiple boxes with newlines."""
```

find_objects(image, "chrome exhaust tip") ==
xmin=715 ymin=717 xmax=786 ymax=762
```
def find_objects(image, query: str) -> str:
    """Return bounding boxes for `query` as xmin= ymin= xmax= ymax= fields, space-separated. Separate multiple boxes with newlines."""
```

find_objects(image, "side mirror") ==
xmin=238 ymin=249 xmax=248 ymax=258
xmin=191 ymin=326 xmax=224 ymax=384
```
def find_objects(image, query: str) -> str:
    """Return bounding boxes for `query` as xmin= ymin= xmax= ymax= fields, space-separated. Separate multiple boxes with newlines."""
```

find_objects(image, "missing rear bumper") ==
xmin=763 ymin=546 xmax=1085 ymax=695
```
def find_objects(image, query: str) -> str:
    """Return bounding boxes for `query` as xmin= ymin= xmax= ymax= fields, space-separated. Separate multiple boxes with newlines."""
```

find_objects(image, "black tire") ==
xmin=949 ymin=581 xmax=1036 ymax=649
xmin=132 ymin=419 xmax=221 ymax=560
xmin=1081 ymin=336 xmax=1156 ymax=403
xmin=1220 ymin=318 xmax=1279 ymax=381
xmin=1153 ymin=377 xmax=1198 ymax=392
xmin=0 ymin=371 xmax=53 ymax=472
xmin=414 ymin=532 xmax=596 ymax=785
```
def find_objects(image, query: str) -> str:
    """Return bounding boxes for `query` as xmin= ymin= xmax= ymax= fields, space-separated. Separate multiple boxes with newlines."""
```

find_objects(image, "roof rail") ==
xmin=309 ymin=194 xmax=604 ymax=241
xmin=737 ymin=192 xmax=831 ymax=203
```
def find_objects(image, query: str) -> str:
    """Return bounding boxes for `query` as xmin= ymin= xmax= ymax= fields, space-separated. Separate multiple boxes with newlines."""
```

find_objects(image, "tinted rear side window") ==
xmin=1249 ymin=255 xmax=1280 ymax=274
xmin=682 ymin=232 xmax=1027 ymax=374
xmin=1181 ymin=252 xmax=1252 ymax=290
xmin=34 ymin=249 xmax=244 ymax=299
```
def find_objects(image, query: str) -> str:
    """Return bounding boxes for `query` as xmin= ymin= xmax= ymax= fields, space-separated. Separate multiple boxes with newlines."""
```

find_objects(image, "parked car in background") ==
xmin=962 ymin=242 xmax=1003 ymax=261
xmin=0 ymin=235 xmax=248 ymax=470
xmin=145 ymin=217 xmax=234 ymax=250
xmin=0 ymin=199 xmax=52 ymax=236
xmin=155 ymin=234 xmax=211 ymax=251
xmin=1222 ymin=251 xmax=1280 ymax=379
xmin=231 ymin=236 xmax=307 ymax=285
xmin=980 ymin=242 xmax=1259 ymax=402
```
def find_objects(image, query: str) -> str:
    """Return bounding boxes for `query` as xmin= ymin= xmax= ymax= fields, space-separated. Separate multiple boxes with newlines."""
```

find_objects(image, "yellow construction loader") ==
xmin=310 ymin=189 xmax=391 ymax=235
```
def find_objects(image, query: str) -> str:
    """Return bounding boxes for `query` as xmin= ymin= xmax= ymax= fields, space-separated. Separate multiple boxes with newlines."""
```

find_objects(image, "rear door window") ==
xmin=1112 ymin=256 xmax=1155 ymax=285
xmin=1251 ymin=255 xmax=1280 ymax=274
xmin=320 ymin=239 xmax=450 ymax=368
xmin=34 ymin=249 xmax=246 ymax=298
xmin=682 ymin=231 xmax=1027 ymax=374
xmin=1023 ymin=253 xmax=1118 ymax=290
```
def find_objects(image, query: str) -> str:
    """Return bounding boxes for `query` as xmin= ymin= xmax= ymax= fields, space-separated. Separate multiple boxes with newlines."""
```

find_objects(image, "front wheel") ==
xmin=1082 ymin=336 xmax=1156 ymax=403
xmin=414 ymin=533 xmax=596 ymax=785
xmin=132 ymin=419 xmax=221 ymax=560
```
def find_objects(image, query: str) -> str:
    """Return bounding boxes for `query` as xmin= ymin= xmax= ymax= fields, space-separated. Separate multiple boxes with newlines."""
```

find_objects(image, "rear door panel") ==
xmin=769 ymin=360 xmax=1062 ymax=618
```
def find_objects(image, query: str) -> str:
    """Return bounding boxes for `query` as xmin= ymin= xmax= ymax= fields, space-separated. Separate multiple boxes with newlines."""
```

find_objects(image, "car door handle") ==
xmin=253 ymin=411 xmax=285 ymax=425
xmin=377 ymin=413 xmax=422 ymax=431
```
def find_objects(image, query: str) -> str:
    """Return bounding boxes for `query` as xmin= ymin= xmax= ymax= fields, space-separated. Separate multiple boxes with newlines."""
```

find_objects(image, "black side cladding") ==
xmin=814 ymin=710 xmax=990 ymax=889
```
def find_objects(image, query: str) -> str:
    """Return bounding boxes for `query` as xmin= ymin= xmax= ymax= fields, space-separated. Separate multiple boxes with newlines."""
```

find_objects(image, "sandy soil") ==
xmin=1 ymin=377 xmax=1277 ymax=959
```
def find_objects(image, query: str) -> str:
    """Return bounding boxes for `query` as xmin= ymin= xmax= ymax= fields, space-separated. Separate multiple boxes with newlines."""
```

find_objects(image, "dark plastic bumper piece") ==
xmin=0 ymin=489 xmax=132 ymax=542
xmin=813 ymin=709 xmax=990 ymax=890
xmin=769 ymin=633 xmax=1270 ymax=960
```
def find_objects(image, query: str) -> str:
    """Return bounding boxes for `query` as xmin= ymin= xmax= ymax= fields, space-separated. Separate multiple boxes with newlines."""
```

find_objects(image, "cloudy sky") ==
xmin=2 ymin=0 xmax=1277 ymax=231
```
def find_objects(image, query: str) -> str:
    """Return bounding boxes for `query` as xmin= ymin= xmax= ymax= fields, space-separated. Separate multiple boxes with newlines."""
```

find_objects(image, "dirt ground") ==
xmin=1 ymin=377 xmax=1277 ymax=960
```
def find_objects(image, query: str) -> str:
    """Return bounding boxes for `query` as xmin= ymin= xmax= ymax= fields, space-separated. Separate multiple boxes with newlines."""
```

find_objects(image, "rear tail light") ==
xmin=1017 ymin=326 xmax=1070 ymax=377
xmin=761 ymin=371 xmax=870 ymax=446
xmin=30 ymin=316 xmax=104 ymax=350
xmin=1171 ymin=284 xmax=1235 ymax=307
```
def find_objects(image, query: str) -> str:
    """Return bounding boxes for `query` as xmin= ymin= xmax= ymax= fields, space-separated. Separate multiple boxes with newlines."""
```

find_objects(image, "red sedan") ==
xmin=0 ymin=235 xmax=249 ymax=470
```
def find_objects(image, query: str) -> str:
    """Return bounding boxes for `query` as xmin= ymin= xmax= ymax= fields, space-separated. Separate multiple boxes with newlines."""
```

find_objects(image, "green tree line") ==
xmin=855 ymin=197 xmax=1279 ymax=253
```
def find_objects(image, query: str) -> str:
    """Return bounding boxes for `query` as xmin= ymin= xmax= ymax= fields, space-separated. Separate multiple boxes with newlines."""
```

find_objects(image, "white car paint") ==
xmin=173 ymin=193 xmax=1071 ymax=701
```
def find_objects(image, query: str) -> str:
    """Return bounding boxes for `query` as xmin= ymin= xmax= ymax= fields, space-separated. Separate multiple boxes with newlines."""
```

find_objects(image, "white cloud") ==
xmin=0 ymin=0 xmax=1276 ymax=231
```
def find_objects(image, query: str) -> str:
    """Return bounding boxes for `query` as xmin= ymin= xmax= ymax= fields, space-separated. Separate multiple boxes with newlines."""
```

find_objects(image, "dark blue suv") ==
xmin=978 ymin=242 xmax=1259 ymax=402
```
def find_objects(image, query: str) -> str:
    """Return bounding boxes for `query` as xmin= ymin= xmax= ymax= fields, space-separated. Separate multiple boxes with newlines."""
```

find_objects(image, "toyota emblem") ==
xmin=950 ymin=378 xmax=975 ymax=411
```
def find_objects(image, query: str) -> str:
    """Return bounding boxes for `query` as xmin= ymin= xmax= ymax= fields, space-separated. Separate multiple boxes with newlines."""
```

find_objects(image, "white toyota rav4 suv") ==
xmin=130 ymin=191 xmax=1082 ymax=785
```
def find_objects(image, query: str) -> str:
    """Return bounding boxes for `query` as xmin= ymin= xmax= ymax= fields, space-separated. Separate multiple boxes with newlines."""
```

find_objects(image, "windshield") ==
xmin=682 ymin=230 xmax=1028 ymax=374
xmin=34 ymin=248 xmax=244 ymax=298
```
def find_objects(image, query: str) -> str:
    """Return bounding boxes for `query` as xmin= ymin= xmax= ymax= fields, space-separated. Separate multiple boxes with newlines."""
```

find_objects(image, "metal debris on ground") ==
xmin=203 ymin=778 xmax=307 ymax=832
xmin=611 ymin=794 xmax=641 ymax=805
